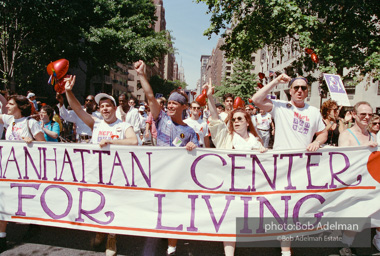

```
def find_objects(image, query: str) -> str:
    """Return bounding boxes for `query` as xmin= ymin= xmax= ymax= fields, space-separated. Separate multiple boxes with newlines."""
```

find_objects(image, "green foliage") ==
xmin=0 ymin=0 xmax=172 ymax=96
xmin=149 ymin=75 xmax=186 ymax=99
xmin=197 ymin=0 xmax=379 ymax=80
xmin=214 ymin=59 xmax=258 ymax=103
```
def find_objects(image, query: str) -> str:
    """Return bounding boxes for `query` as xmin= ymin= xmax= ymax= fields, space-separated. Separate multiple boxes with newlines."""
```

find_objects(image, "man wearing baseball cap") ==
xmin=63 ymin=75 xmax=138 ymax=256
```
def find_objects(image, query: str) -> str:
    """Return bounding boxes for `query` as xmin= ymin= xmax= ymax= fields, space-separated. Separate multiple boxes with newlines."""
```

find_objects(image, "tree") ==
xmin=149 ymin=75 xmax=185 ymax=99
xmin=196 ymin=0 xmax=379 ymax=80
xmin=1 ymin=0 xmax=172 ymax=96
xmin=214 ymin=59 xmax=258 ymax=102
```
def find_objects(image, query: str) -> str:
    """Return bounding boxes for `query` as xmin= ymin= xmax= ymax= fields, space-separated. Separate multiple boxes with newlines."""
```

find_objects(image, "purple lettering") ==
xmin=4 ymin=147 xmax=21 ymax=179
xmin=202 ymin=195 xmax=235 ymax=232
xmin=75 ymin=188 xmax=114 ymax=224
xmin=305 ymin=153 xmax=327 ymax=189
xmin=155 ymin=193 xmax=183 ymax=231
xmin=293 ymin=194 xmax=325 ymax=226
xmin=251 ymin=154 xmax=278 ymax=191
xmin=190 ymin=154 xmax=226 ymax=190
xmin=23 ymin=146 xmax=40 ymax=179
xmin=73 ymin=149 xmax=91 ymax=183
xmin=256 ymin=196 xmax=290 ymax=233
xmin=10 ymin=183 xmax=40 ymax=216
xmin=229 ymin=154 xmax=250 ymax=192
xmin=92 ymin=150 xmax=111 ymax=185
xmin=40 ymin=185 xmax=73 ymax=219
xmin=40 ymin=147 xmax=58 ymax=181
xmin=131 ymin=152 xmax=151 ymax=187
xmin=280 ymin=154 xmax=303 ymax=190
xmin=107 ymin=151 xmax=130 ymax=186
xmin=240 ymin=196 xmax=252 ymax=233
xmin=329 ymin=152 xmax=361 ymax=188
xmin=187 ymin=194 xmax=198 ymax=232
xmin=58 ymin=149 xmax=77 ymax=182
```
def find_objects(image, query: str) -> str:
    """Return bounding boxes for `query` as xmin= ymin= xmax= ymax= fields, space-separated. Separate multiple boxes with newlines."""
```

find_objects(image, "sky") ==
xmin=163 ymin=0 xmax=220 ymax=90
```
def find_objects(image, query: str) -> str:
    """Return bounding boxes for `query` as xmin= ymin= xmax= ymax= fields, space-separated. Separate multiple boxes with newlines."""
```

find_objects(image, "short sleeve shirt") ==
xmin=155 ymin=110 xmax=199 ymax=147
xmin=3 ymin=115 xmax=43 ymax=141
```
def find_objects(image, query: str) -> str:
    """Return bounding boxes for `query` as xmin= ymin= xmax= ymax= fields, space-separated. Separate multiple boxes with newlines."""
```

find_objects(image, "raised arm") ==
xmin=204 ymin=80 xmax=218 ymax=121
xmin=64 ymin=75 xmax=95 ymax=129
xmin=134 ymin=60 xmax=161 ymax=120
xmin=252 ymin=74 xmax=291 ymax=112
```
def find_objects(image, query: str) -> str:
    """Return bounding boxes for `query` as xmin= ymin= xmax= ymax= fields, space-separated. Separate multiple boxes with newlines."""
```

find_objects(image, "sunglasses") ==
xmin=358 ymin=113 xmax=373 ymax=118
xmin=85 ymin=99 xmax=94 ymax=102
xmin=292 ymin=86 xmax=308 ymax=91
xmin=373 ymin=122 xmax=380 ymax=125
xmin=231 ymin=116 xmax=245 ymax=122
xmin=192 ymin=106 xmax=201 ymax=110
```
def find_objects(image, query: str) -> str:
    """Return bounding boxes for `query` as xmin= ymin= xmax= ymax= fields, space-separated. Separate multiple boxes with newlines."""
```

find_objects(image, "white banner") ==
xmin=0 ymin=141 xmax=379 ymax=242
xmin=323 ymin=73 xmax=351 ymax=106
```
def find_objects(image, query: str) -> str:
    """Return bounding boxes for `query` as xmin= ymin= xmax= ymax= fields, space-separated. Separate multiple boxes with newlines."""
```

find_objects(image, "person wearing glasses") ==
xmin=321 ymin=99 xmax=340 ymax=146
xmin=56 ymin=93 xmax=101 ymax=142
xmin=184 ymin=101 xmax=210 ymax=148
xmin=368 ymin=114 xmax=380 ymax=138
xmin=116 ymin=93 xmax=142 ymax=144
xmin=39 ymin=105 xmax=60 ymax=142
xmin=252 ymin=75 xmax=327 ymax=256
xmin=203 ymin=82 xmax=266 ymax=256
xmin=337 ymin=101 xmax=377 ymax=256
xmin=338 ymin=101 xmax=377 ymax=148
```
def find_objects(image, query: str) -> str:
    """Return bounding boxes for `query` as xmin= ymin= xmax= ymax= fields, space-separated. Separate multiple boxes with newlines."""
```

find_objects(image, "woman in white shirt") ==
xmin=0 ymin=94 xmax=45 ymax=252
xmin=204 ymin=83 xmax=267 ymax=256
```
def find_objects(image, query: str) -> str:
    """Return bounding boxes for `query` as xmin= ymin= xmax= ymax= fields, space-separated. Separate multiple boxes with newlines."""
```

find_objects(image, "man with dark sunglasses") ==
xmin=252 ymin=74 xmax=327 ymax=256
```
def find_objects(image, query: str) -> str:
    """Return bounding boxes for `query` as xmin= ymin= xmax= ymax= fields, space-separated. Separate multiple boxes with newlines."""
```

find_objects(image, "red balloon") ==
xmin=257 ymin=83 xmax=264 ymax=88
xmin=233 ymin=97 xmax=245 ymax=109
xmin=258 ymin=72 xmax=265 ymax=80
xmin=305 ymin=48 xmax=314 ymax=55
xmin=195 ymin=94 xmax=207 ymax=106
xmin=311 ymin=53 xmax=319 ymax=63
xmin=191 ymin=91 xmax=196 ymax=96
xmin=202 ymin=89 xmax=207 ymax=95
xmin=54 ymin=74 xmax=70 ymax=94
xmin=248 ymin=98 xmax=253 ymax=103
xmin=47 ymin=59 xmax=69 ymax=80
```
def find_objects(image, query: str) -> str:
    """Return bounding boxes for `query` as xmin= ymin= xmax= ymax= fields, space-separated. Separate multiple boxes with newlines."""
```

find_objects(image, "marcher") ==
xmin=0 ymin=94 xmax=46 ymax=252
xmin=204 ymin=81 xmax=266 ymax=256
xmin=56 ymin=93 xmax=101 ymax=142
xmin=256 ymin=108 xmax=274 ymax=148
xmin=63 ymin=75 xmax=138 ymax=256
xmin=184 ymin=101 xmax=210 ymax=147
xmin=134 ymin=60 xmax=198 ymax=256
xmin=338 ymin=101 xmax=377 ymax=256
xmin=219 ymin=93 xmax=234 ymax=122
xmin=253 ymin=75 xmax=327 ymax=256
xmin=39 ymin=105 xmax=60 ymax=142
xmin=368 ymin=114 xmax=380 ymax=136
xmin=116 ymin=93 xmax=141 ymax=143
xmin=321 ymin=99 xmax=340 ymax=146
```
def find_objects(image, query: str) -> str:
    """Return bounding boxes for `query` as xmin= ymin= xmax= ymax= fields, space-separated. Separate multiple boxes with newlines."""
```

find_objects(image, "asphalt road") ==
xmin=1 ymin=222 xmax=380 ymax=256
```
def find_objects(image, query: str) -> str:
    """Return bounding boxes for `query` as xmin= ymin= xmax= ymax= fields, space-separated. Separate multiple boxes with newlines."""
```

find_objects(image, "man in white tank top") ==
xmin=63 ymin=75 xmax=138 ymax=256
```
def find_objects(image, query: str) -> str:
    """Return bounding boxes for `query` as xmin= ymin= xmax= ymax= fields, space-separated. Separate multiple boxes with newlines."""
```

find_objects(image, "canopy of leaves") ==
xmin=214 ymin=59 xmax=258 ymax=103
xmin=149 ymin=75 xmax=187 ymax=99
xmin=1 ymin=0 xmax=172 ymax=95
xmin=197 ymin=0 xmax=379 ymax=80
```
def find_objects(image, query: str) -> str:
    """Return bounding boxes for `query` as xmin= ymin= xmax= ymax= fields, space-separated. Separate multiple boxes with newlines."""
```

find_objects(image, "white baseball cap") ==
xmin=94 ymin=93 xmax=116 ymax=106
xmin=27 ymin=93 xmax=35 ymax=99
xmin=139 ymin=106 xmax=145 ymax=112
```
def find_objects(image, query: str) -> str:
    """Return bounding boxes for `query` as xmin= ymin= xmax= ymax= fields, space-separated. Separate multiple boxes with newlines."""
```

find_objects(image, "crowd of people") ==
xmin=0 ymin=60 xmax=378 ymax=256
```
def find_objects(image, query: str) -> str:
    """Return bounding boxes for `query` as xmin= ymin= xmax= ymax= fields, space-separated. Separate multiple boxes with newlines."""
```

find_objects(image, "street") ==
xmin=2 ymin=222 xmax=380 ymax=256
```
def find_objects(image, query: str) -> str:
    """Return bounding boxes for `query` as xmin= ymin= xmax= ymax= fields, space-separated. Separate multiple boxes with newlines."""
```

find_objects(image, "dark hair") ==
xmin=9 ymin=95 xmax=32 ymax=117
xmin=321 ymin=99 xmax=338 ymax=119
xmin=288 ymin=77 xmax=309 ymax=88
xmin=223 ymin=93 xmax=234 ymax=102
xmin=41 ymin=105 xmax=55 ymax=121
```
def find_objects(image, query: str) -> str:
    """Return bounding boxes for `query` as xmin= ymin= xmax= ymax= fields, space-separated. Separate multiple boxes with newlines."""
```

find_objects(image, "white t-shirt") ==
xmin=256 ymin=113 xmax=272 ymax=131
xmin=184 ymin=117 xmax=208 ymax=147
xmin=91 ymin=119 xmax=132 ymax=144
xmin=270 ymin=100 xmax=325 ymax=150
xmin=116 ymin=107 xmax=141 ymax=134
xmin=2 ymin=115 xmax=43 ymax=141
xmin=376 ymin=132 xmax=380 ymax=143
xmin=219 ymin=112 xmax=228 ymax=122
xmin=232 ymin=132 xmax=261 ymax=150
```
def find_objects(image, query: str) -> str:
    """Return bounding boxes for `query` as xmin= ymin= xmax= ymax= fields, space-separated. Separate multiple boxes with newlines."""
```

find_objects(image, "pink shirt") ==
xmin=146 ymin=113 xmax=157 ymax=138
